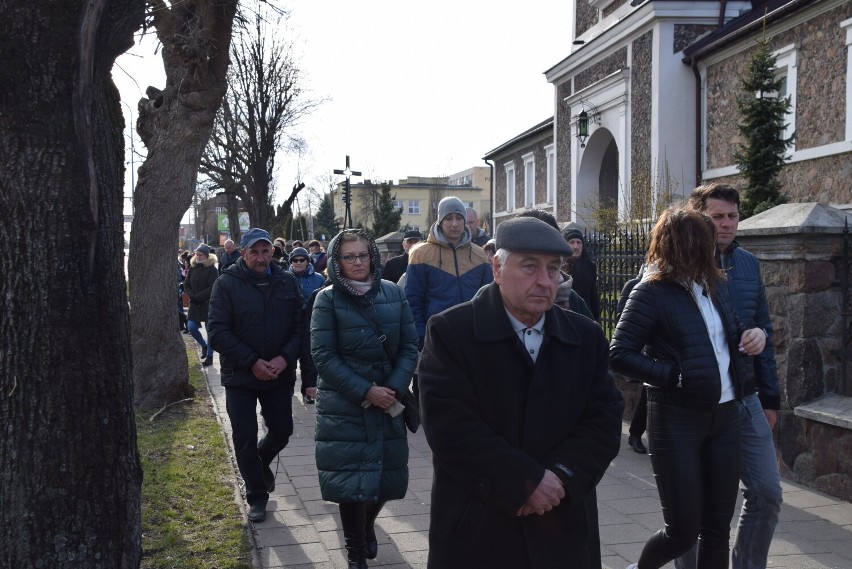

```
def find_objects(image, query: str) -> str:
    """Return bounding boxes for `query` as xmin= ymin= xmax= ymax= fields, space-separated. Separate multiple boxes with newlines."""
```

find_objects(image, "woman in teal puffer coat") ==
xmin=311 ymin=229 xmax=419 ymax=569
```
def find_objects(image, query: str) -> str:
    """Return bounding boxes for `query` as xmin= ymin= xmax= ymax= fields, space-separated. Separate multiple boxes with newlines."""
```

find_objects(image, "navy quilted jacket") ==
xmin=719 ymin=242 xmax=781 ymax=410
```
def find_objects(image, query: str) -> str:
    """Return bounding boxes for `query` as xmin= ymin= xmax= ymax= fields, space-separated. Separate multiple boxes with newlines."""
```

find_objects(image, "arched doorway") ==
xmin=576 ymin=128 xmax=619 ymax=226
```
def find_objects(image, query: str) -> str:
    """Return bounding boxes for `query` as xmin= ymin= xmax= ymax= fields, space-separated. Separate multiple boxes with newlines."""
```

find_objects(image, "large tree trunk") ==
xmin=129 ymin=0 xmax=238 ymax=408
xmin=0 ymin=1 xmax=143 ymax=566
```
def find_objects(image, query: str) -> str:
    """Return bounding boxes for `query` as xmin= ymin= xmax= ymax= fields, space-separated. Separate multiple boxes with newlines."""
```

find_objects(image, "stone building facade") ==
xmin=689 ymin=0 xmax=852 ymax=203
xmin=737 ymin=204 xmax=852 ymax=501
xmin=483 ymin=118 xmax=556 ymax=230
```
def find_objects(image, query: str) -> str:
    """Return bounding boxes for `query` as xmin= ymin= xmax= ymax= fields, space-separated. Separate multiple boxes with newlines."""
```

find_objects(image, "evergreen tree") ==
xmin=733 ymin=36 xmax=795 ymax=218
xmin=314 ymin=192 xmax=339 ymax=241
xmin=371 ymin=183 xmax=403 ymax=238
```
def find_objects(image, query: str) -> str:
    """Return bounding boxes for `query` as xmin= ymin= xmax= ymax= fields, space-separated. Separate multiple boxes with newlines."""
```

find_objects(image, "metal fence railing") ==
xmin=586 ymin=223 xmax=652 ymax=340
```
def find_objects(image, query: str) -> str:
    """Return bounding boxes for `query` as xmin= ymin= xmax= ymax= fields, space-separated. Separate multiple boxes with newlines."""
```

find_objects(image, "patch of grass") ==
xmin=137 ymin=342 xmax=253 ymax=569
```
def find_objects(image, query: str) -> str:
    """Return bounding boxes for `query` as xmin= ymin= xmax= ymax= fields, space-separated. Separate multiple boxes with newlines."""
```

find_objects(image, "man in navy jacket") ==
xmin=677 ymin=184 xmax=783 ymax=569
xmin=208 ymin=228 xmax=303 ymax=523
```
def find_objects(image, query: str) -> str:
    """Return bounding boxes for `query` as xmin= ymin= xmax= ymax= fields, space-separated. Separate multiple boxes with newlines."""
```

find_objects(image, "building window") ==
xmin=464 ymin=201 xmax=474 ymax=208
xmin=408 ymin=200 xmax=420 ymax=215
xmin=393 ymin=199 xmax=403 ymax=211
xmin=504 ymin=162 xmax=515 ymax=211
xmin=545 ymin=144 xmax=555 ymax=204
xmin=772 ymin=44 xmax=797 ymax=148
xmin=522 ymin=152 xmax=535 ymax=207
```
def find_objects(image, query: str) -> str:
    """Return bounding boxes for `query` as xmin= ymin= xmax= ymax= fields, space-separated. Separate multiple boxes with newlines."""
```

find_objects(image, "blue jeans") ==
xmin=186 ymin=319 xmax=210 ymax=356
xmin=674 ymin=394 xmax=782 ymax=569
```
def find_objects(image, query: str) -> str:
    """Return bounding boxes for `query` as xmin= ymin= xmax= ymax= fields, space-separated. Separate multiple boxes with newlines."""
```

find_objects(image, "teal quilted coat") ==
xmin=310 ymin=229 xmax=419 ymax=503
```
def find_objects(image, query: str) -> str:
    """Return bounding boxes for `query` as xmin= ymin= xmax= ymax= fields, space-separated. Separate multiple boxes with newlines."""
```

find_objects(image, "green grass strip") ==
xmin=137 ymin=342 xmax=253 ymax=569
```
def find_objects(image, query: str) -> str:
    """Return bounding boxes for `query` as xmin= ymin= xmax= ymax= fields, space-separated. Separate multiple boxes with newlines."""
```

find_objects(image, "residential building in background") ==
xmin=331 ymin=166 xmax=492 ymax=236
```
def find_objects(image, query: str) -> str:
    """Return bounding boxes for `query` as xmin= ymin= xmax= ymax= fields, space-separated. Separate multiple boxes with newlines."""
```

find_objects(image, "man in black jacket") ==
xmin=208 ymin=228 xmax=303 ymax=523
xmin=381 ymin=229 xmax=421 ymax=284
xmin=419 ymin=217 xmax=624 ymax=568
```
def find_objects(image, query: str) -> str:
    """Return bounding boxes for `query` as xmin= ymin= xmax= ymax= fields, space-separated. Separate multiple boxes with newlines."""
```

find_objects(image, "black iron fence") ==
xmin=585 ymin=223 xmax=652 ymax=340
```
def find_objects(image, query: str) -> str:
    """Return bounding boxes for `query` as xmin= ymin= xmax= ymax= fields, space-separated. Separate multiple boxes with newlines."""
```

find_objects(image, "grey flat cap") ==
xmin=495 ymin=217 xmax=572 ymax=256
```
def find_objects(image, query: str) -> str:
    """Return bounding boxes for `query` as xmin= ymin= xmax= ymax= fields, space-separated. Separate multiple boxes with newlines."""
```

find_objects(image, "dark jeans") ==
xmin=638 ymin=399 xmax=740 ymax=569
xmin=225 ymin=383 xmax=294 ymax=507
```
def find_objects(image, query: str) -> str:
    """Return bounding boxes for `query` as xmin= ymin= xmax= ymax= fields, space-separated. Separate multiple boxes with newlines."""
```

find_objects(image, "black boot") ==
xmin=364 ymin=500 xmax=386 ymax=560
xmin=339 ymin=502 xmax=368 ymax=568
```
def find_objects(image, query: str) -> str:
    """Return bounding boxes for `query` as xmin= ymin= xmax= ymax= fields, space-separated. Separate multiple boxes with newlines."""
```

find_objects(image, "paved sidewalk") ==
xmin=203 ymin=361 xmax=852 ymax=569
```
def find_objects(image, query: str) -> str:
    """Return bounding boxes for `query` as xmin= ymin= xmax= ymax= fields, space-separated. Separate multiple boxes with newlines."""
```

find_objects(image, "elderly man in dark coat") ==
xmin=418 ymin=216 xmax=624 ymax=569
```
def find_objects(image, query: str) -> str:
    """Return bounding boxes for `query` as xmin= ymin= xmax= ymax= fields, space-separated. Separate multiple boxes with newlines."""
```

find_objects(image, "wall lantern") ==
xmin=575 ymin=101 xmax=600 ymax=148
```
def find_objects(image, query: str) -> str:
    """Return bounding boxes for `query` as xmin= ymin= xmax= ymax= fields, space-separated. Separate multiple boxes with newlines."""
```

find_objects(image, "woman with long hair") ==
xmin=610 ymin=207 xmax=766 ymax=569
xmin=310 ymin=229 xmax=418 ymax=569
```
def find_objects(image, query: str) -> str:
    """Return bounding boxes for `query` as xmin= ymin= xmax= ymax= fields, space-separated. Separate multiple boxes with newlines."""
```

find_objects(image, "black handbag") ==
xmin=348 ymin=296 xmax=420 ymax=433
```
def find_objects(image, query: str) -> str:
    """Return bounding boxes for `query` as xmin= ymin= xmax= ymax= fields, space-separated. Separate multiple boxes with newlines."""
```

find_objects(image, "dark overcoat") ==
xmin=418 ymin=283 xmax=624 ymax=569
xmin=184 ymin=254 xmax=218 ymax=322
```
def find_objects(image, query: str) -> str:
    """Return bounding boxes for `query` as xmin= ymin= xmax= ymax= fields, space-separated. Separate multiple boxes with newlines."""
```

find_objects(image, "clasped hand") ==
xmin=365 ymin=386 xmax=397 ymax=410
xmin=517 ymin=469 xmax=565 ymax=517
xmin=252 ymin=355 xmax=288 ymax=381
xmin=738 ymin=328 xmax=766 ymax=357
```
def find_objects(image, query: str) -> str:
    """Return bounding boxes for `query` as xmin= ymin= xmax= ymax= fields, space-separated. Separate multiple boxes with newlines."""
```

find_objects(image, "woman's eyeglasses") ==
xmin=339 ymin=253 xmax=370 ymax=265
xmin=290 ymin=258 xmax=308 ymax=263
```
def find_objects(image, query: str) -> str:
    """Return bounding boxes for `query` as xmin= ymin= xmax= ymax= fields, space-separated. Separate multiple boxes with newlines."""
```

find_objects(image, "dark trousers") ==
xmin=339 ymin=501 xmax=386 ymax=562
xmin=225 ymin=383 xmax=294 ymax=507
xmin=629 ymin=386 xmax=648 ymax=438
xmin=638 ymin=400 xmax=740 ymax=569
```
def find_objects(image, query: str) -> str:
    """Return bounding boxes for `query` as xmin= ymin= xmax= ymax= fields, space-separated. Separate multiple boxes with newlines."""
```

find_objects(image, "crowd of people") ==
xmin=179 ymin=184 xmax=781 ymax=569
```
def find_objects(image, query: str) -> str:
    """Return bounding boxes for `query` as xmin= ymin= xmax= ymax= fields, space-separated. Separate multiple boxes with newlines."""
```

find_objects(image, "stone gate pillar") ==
xmin=738 ymin=203 xmax=852 ymax=501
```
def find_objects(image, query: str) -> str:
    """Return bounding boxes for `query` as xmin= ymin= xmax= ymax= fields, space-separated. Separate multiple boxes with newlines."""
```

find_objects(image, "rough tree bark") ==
xmin=0 ymin=1 xmax=143 ymax=566
xmin=129 ymin=0 xmax=239 ymax=408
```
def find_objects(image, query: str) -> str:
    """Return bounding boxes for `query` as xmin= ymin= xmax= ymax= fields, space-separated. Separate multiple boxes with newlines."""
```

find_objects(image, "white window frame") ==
xmin=771 ymin=44 xmax=798 ymax=149
xmin=522 ymin=152 xmax=535 ymax=208
xmin=393 ymin=199 xmax=403 ymax=211
xmin=544 ymin=144 xmax=555 ymax=204
xmin=408 ymin=200 xmax=420 ymax=215
xmin=504 ymin=162 xmax=515 ymax=211
xmin=843 ymin=18 xmax=852 ymax=141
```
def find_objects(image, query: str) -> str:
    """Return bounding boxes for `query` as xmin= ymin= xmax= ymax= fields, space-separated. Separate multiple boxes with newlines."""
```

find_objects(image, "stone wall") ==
xmin=736 ymin=205 xmax=852 ymax=501
xmin=631 ymin=31 xmax=653 ymax=192
xmin=704 ymin=2 xmax=852 ymax=170
xmin=557 ymin=81 xmax=574 ymax=221
xmin=575 ymin=47 xmax=628 ymax=92
xmin=576 ymin=0 xmax=599 ymax=37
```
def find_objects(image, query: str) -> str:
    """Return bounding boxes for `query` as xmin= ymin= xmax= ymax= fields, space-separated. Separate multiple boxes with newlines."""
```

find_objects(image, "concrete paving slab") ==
xmin=200 ymin=366 xmax=852 ymax=568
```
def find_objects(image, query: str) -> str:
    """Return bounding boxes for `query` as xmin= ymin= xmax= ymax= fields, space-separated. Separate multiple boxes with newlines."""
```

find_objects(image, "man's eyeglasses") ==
xmin=290 ymin=258 xmax=308 ymax=263
xmin=339 ymin=253 xmax=370 ymax=265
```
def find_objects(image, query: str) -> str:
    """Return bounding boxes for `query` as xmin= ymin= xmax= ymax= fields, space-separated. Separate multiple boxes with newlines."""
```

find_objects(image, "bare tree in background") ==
xmin=199 ymin=7 xmax=321 ymax=233
xmin=129 ymin=0 xmax=239 ymax=409
xmin=1 ymin=1 xmax=143 ymax=564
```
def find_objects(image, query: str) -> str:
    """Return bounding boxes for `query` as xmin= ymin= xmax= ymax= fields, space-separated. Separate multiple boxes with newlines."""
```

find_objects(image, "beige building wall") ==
xmin=331 ymin=166 xmax=492 ymax=235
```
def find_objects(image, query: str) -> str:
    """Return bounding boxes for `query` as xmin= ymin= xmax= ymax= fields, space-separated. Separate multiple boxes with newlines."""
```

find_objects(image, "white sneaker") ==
xmin=625 ymin=564 xmax=639 ymax=569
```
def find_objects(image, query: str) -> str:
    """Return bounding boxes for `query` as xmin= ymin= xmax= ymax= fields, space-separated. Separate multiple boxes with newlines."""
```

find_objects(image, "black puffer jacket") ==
xmin=610 ymin=278 xmax=754 ymax=409
xmin=208 ymin=259 xmax=303 ymax=390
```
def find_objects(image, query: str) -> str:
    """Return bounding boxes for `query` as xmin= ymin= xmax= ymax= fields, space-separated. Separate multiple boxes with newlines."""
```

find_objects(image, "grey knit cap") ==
xmin=563 ymin=228 xmax=585 ymax=243
xmin=495 ymin=217 xmax=572 ymax=256
xmin=195 ymin=243 xmax=211 ymax=256
xmin=289 ymin=247 xmax=309 ymax=261
xmin=436 ymin=196 xmax=467 ymax=224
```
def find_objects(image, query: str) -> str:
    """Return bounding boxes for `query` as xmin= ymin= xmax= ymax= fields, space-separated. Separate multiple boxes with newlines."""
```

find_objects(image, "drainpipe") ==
xmin=484 ymin=158 xmax=495 ymax=231
xmin=691 ymin=60 xmax=703 ymax=187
